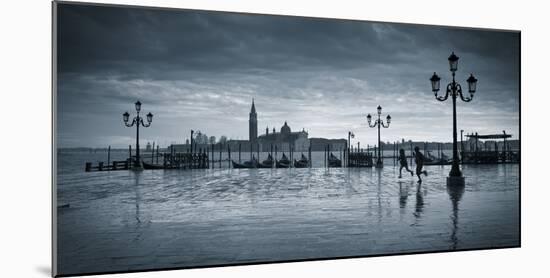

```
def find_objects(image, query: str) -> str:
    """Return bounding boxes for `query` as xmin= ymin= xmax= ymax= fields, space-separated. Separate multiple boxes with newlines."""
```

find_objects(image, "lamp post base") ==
xmin=375 ymin=160 xmax=383 ymax=168
xmin=446 ymin=176 xmax=465 ymax=186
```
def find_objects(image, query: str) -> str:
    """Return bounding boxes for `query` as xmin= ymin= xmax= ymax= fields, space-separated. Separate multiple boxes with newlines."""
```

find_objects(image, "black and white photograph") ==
xmin=52 ymin=1 xmax=521 ymax=276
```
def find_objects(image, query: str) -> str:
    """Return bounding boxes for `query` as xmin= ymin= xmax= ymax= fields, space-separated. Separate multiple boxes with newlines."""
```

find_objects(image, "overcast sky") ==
xmin=56 ymin=3 xmax=520 ymax=148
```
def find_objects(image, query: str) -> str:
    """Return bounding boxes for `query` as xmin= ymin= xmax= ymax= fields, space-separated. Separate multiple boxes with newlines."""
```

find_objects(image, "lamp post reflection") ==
xmin=447 ymin=184 xmax=465 ymax=249
xmin=134 ymin=171 xmax=142 ymax=224
xmin=377 ymin=170 xmax=382 ymax=224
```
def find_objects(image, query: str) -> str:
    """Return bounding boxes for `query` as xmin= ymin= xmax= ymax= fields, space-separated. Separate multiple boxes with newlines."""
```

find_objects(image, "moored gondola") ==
xmin=328 ymin=152 xmax=341 ymax=167
xmin=142 ymin=160 xmax=166 ymax=169
xmin=424 ymin=151 xmax=451 ymax=165
xmin=276 ymin=153 xmax=291 ymax=168
xmin=259 ymin=154 xmax=274 ymax=168
xmin=293 ymin=154 xmax=309 ymax=168
xmin=232 ymin=156 xmax=258 ymax=169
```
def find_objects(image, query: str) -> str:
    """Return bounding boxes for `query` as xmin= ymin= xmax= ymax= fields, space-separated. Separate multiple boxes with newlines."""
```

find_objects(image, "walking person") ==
xmin=398 ymin=148 xmax=414 ymax=178
xmin=414 ymin=146 xmax=428 ymax=183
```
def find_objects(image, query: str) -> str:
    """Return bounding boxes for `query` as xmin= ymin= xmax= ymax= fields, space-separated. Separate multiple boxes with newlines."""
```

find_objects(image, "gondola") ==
xmin=423 ymin=151 xmax=451 ymax=165
xmin=142 ymin=161 xmax=166 ymax=169
xmin=232 ymin=156 xmax=258 ymax=169
xmin=293 ymin=154 xmax=309 ymax=168
xmin=258 ymin=154 xmax=274 ymax=168
xmin=328 ymin=152 xmax=342 ymax=167
xmin=276 ymin=153 xmax=291 ymax=168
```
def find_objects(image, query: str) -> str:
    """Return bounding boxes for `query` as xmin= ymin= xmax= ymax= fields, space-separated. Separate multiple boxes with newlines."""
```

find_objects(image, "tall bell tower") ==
xmin=249 ymin=99 xmax=258 ymax=142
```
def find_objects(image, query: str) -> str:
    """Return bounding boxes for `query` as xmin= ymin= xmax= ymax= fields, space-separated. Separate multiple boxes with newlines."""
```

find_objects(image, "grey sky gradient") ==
xmin=56 ymin=3 xmax=520 ymax=148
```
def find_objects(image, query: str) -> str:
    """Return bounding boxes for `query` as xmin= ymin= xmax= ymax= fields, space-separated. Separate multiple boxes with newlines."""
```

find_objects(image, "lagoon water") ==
xmin=56 ymin=151 xmax=519 ymax=275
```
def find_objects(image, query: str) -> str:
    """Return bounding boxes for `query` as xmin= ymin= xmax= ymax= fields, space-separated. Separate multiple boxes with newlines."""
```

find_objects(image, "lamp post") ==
xmin=347 ymin=131 xmax=355 ymax=167
xmin=348 ymin=131 xmax=355 ymax=150
xmin=367 ymin=105 xmax=391 ymax=168
xmin=190 ymin=129 xmax=194 ymax=153
xmin=430 ymin=52 xmax=478 ymax=185
xmin=123 ymin=100 xmax=153 ymax=169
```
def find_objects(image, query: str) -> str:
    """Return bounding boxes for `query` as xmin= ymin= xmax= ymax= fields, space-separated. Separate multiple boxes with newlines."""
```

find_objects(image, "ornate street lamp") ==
xmin=348 ymin=131 xmax=355 ymax=150
xmin=123 ymin=100 xmax=153 ymax=169
xmin=347 ymin=131 xmax=355 ymax=167
xmin=367 ymin=105 xmax=391 ymax=168
xmin=430 ymin=52 xmax=478 ymax=185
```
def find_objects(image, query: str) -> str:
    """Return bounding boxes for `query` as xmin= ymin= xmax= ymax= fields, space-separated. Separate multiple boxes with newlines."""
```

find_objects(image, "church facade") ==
xmin=247 ymin=100 xmax=310 ymax=152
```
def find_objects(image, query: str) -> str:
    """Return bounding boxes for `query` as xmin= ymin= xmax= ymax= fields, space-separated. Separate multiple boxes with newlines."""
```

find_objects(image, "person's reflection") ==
xmin=398 ymin=181 xmax=412 ymax=210
xmin=413 ymin=183 xmax=424 ymax=221
xmin=447 ymin=184 xmax=465 ymax=250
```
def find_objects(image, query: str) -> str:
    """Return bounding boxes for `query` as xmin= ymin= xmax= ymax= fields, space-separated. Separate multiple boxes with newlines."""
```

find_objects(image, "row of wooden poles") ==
xmin=86 ymin=139 xmax=517 ymax=172
xmin=85 ymin=142 xmax=430 ymax=172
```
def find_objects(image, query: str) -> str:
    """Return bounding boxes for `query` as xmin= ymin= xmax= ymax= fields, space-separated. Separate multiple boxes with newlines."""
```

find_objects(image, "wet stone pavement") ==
xmin=56 ymin=163 xmax=519 ymax=275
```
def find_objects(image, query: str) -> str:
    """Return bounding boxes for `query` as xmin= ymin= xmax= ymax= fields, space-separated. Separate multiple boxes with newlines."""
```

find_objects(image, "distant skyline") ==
xmin=56 ymin=4 xmax=520 ymax=148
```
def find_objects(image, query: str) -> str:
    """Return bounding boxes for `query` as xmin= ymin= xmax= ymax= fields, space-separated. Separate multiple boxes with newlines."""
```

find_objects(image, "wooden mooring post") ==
xmin=156 ymin=145 xmax=159 ymax=164
xmin=219 ymin=146 xmax=222 ymax=168
xmin=151 ymin=142 xmax=155 ymax=163
xmin=308 ymin=146 xmax=312 ymax=168
xmin=107 ymin=145 xmax=111 ymax=170
xmin=392 ymin=142 xmax=395 ymax=166
xmin=228 ymin=145 xmax=231 ymax=168
xmin=344 ymin=147 xmax=347 ymax=167
xmin=211 ymin=144 xmax=214 ymax=169
xmin=128 ymin=144 xmax=132 ymax=161
xmin=410 ymin=142 xmax=413 ymax=166
xmin=328 ymin=144 xmax=331 ymax=167
xmin=288 ymin=143 xmax=294 ymax=168
xmin=324 ymin=145 xmax=327 ymax=168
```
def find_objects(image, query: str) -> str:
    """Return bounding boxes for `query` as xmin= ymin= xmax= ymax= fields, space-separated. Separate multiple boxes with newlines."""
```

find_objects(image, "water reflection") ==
xmin=447 ymin=184 xmax=465 ymax=250
xmin=133 ymin=171 xmax=142 ymax=224
xmin=398 ymin=181 xmax=412 ymax=210
xmin=57 ymin=161 xmax=519 ymax=274
xmin=376 ymin=168 xmax=382 ymax=224
xmin=413 ymin=183 xmax=425 ymax=220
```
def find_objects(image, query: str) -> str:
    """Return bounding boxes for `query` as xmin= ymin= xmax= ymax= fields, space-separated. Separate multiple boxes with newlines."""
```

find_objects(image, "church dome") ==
xmin=281 ymin=121 xmax=291 ymax=134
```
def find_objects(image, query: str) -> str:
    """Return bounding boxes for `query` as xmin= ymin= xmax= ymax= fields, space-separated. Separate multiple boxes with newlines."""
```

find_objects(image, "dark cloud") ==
xmin=56 ymin=3 xmax=520 ymax=148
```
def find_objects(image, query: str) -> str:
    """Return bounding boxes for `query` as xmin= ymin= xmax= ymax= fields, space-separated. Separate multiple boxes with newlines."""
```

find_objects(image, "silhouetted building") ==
xmin=170 ymin=99 xmax=348 ymax=153
xmin=258 ymin=122 xmax=309 ymax=152
xmin=249 ymin=99 xmax=257 ymax=143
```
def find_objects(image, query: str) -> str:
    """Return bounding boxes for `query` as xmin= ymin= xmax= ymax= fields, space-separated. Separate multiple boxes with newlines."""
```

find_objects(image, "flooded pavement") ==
xmin=56 ymin=158 xmax=519 ymax=275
